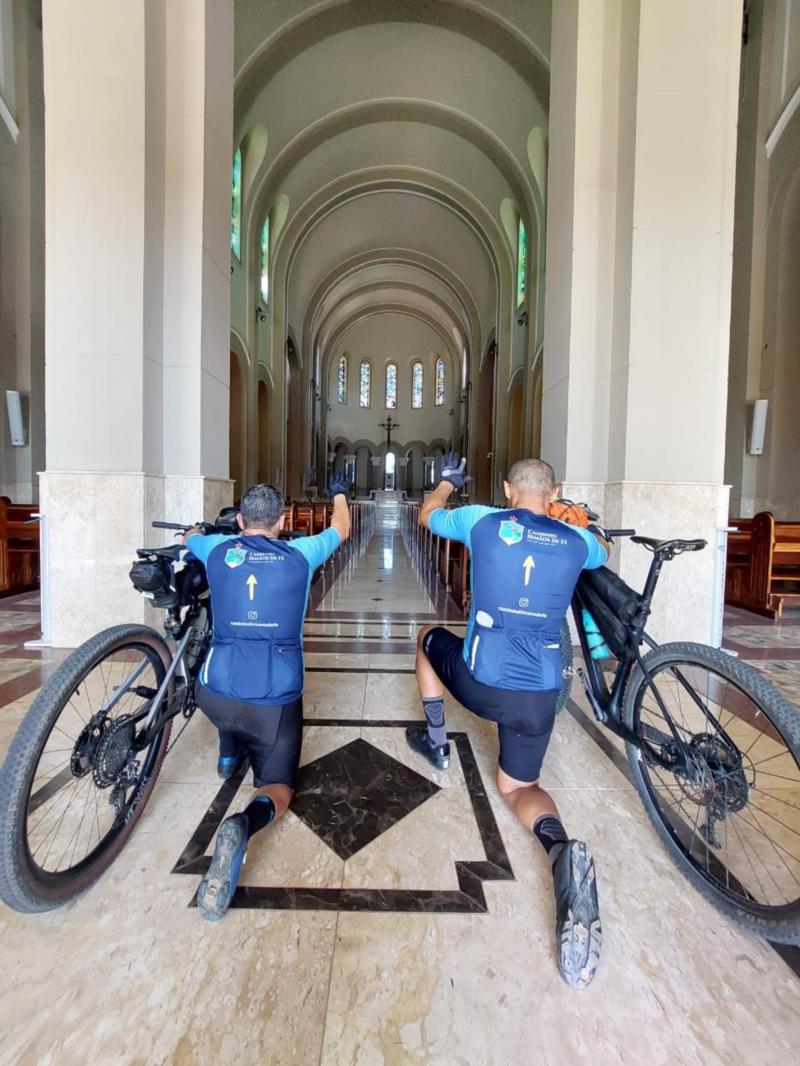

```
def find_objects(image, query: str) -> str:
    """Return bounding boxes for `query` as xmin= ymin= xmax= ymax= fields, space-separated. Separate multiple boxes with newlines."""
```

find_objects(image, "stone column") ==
xmin=40 ymin=1 xmax=233 ymax=646
xmin=543 ymin=0 xmax=741 ymax=642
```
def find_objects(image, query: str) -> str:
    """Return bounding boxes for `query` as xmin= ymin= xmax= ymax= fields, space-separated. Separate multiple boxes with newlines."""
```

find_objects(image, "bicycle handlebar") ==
xmin=152 ymin=521 xmax=190 ymax=531
xmin=603 ymin=529 xmax=636 ymax=539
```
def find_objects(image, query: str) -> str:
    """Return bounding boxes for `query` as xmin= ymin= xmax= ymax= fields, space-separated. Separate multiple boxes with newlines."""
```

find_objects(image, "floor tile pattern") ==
xmin=292 ymin=736 xmax=442 ymax=860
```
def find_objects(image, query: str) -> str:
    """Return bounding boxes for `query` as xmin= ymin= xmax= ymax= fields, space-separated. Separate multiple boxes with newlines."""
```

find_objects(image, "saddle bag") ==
xmin=576 ymin=566 xmax=642 ymax=658
xmin=129 ymin=557 xmax=178 ymax=608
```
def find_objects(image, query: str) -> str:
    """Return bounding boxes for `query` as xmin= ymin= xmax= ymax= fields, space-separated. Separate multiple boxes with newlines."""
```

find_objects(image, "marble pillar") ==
xmin=40 ymin=1 xmax=234 ymax=646
xmin=544 ymin=0 xmax=741 ymax=643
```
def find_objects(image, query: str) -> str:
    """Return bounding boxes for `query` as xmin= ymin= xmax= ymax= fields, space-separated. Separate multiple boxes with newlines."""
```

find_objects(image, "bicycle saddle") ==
xmin=136 ymin=544 xmax=184 ymax=561
xmin=632 ymin=536 xmax=707 ymax=559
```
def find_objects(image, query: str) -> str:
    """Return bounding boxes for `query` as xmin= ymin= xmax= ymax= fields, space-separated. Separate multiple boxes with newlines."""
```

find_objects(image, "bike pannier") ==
xmin=576 ymin=566 xmax=642 ymax=658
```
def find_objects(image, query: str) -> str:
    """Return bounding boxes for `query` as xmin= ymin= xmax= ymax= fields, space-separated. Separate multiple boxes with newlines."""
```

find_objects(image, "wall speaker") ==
xmin=5 ymin=390 xmax=25 ymax=447
xmin=748 ymin=398 xmax=768 ymax=456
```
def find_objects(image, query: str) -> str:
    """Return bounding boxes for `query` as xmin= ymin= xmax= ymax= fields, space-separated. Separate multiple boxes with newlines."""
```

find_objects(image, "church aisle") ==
xmin=0 ymin=536 xmax=798 ymax=1065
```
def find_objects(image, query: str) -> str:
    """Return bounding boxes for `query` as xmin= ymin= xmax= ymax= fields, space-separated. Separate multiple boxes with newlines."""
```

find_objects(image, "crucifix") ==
xmin=378 ymin=415 xmax=399 ymax=449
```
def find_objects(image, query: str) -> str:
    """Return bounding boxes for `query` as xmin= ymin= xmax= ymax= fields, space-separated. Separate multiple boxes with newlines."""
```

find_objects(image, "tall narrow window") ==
xmin=516 ymin=218 xmax=527 ymax=308
xmin=359 ymin=360 xmax=371 ymax=408
xmin=411 ymin=361 xmax=423 ymax=409
xmin=385 ymin=362 xmax=397 ymax=409
xmin=337 ymin=355 xmax=348 ymax=403
xmin=434 ymin=357 xmax=445 ymax=406
xmin=260 ymin=216 xmax=270 ymax=304
xmin=231 ymin=148 xmax=242 ymax=259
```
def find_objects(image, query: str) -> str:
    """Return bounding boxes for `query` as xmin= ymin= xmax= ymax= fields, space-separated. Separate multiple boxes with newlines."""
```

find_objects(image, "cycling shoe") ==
xmin=197 ymin=813 xmax=248 ymax=922
xmin=552 ymin=840 xmax=602 ymax=989
xmin=405 ymin=726 xmax=450 ymax=770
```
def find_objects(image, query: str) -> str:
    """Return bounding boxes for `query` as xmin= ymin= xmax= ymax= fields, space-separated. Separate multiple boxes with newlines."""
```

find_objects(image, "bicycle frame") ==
xmin=570 ymin=546 xmax=712 ymax=773
xmin=99 ymin=602 xmax=211 ymax=752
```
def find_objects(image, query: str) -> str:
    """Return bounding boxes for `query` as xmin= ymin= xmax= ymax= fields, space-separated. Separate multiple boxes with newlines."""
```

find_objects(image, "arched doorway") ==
xmin=286 ymin=337 xmax=303 ymax=497
xmin=229 ymin=351 xmax=246 ymax=501
xmin=384 ymin=450 xmax=396 ymax=490
xmin=475 ymin=340 xmax=496 ymax=502
xmin=257 ymin=379 xmax=270 ymax=483
xmin=405 ymin=444 xmax=425 ymax=498
xmin=507 ymin=376 xmax=524 ymax=469
xmin=531 ymin=356 xmax=543 ymax=459
xmin=354 ymin=443 xmax=373 ymax=494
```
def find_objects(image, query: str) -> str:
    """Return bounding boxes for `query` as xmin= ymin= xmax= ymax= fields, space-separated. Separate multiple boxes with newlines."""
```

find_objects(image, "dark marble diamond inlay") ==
xmin=291 ymin=737 xmax=440 ymax=860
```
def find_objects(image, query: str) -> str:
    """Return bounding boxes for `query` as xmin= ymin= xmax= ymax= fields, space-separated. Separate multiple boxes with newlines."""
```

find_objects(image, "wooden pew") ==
xmin=0 ymin=501 xmax=40 ymax=594
xmin=725 ymin=512 xmax=800 ymax=618
xmin=451 ymin=542 xmax=471 ymax=613
xmin=724 ymin=517 xmax=754 ymax=607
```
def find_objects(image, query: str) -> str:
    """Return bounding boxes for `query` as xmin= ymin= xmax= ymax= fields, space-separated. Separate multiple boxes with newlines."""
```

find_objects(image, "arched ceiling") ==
xmin=233 ymin=0 xmax=551 ymax=390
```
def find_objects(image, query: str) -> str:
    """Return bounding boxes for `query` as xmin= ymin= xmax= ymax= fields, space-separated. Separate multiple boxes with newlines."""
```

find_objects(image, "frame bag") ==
xmin=577 ymin=566 xmax=642 ymax=658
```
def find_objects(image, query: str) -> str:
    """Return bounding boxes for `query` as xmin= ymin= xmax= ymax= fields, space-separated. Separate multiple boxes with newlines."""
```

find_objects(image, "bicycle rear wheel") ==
xmin=623 ymin=641 xmax=800 ymax=943
xmin=0 ymin=624 xmax=174 ymax=913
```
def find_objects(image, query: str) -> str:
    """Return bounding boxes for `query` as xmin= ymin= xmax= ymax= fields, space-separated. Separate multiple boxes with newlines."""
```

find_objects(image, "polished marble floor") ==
xmin=0 ymin=540 xmax=799 ymax=1065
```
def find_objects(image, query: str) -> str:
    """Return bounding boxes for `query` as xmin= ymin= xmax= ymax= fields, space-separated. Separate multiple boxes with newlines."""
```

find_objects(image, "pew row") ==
xmin=725 ymin=512 xmax=800 ymax=618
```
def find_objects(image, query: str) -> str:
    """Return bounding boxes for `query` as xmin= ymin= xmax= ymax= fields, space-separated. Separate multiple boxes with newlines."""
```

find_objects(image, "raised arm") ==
xmin=418 ymin=452 xmax=469 ymax=530
xmin=419 ymin=480 xmax=455 ymax=529
xmin=327 ymin=474 xmax=351 ymax=543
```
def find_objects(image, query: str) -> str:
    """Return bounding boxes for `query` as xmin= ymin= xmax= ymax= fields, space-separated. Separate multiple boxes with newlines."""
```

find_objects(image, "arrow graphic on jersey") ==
xmin=523 ymin=555 xmax=535 ymax=587
xmin=246 ymin=574 xmax=258 ymax=601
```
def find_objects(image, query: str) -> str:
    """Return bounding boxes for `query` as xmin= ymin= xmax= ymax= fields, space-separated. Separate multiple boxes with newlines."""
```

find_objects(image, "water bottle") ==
xmin=581 ymin=608 xmax=611 ymax=659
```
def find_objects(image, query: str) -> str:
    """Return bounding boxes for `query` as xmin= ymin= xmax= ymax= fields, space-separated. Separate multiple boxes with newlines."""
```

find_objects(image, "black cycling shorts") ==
xmin=195 ymin=684 xmax=303 ymax=788
xmin=423 ymin=627 xmax=558 ymax=783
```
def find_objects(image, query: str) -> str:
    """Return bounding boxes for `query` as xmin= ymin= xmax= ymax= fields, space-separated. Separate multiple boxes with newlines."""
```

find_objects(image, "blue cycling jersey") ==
xmin=186 ymin=528 xmax=340 ymax=705
xmin=429 ymin=506 xmax=606 ymax=692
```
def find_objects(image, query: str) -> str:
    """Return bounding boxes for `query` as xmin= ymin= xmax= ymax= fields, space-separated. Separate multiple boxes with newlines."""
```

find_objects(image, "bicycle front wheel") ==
xmin=0 ymin=624 xmax=174 ymax=913
xmin=623 ymin=641 xmax=800 ymax=944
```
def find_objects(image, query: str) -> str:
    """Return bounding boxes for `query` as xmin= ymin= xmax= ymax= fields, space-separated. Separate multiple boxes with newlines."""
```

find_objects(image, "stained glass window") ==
xmin=411 ymin=361 xmax=423 ymax=409
xmin=516 ymin=218 xmax=527 ymax=308
xmin=385 ymin=362 xmax=397 ymax=409
xmin=337 ymin=355 xmax=347 ymax=403
xmin=260 ymin=216 xmax=270 ymax=305
xmin=231 ymin=148 xmax=242 ymax=259
xmin=434 ymin=357 xmax=445 ymax=406
xmin=359 ymin=360 xmax=371 ymax=408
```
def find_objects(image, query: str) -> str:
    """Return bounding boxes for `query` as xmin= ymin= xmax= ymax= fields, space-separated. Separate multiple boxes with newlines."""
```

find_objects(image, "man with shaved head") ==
xmin=407 ymin=454 xmax=608 ymax=989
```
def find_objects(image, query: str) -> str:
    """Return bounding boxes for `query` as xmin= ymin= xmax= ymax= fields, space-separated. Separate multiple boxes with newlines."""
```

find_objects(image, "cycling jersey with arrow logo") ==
xmin=429 ymin=506 xmax=606 ymax=692
xmin=186 ymin=529 xmax=340 ymax=705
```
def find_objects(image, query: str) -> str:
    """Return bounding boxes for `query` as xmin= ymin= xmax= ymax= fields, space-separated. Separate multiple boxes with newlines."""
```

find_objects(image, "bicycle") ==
xmin=0 ymin=513 xmax=267 ymax=913
xmin=566 ymin=523 xmax=800 ymax=944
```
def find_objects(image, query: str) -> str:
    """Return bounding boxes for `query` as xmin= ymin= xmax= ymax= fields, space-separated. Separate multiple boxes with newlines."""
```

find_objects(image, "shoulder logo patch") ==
xmin=224 ymin=546 xmax=247 ymax=569
xmin=498 ymin=519 xmax=523 ymax=546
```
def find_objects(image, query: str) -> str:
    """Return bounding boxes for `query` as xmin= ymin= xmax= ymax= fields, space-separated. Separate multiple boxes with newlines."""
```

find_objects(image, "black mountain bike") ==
xmin=569 ymin=525 xmax=800 ymax=944
xmin=0 ymin=514 xmax=244 ymax=913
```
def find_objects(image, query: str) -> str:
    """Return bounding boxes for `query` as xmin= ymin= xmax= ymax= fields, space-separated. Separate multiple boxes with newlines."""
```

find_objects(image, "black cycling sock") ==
xmin=422 ymin=696 xmax=447 ymax=748
xmin=532 ymin=814 xmax=568 ymax=865
xmin=218 ymin=730 xmax=240 ymax=759
xmin=243 ymin=795 xmax=276 ymax=839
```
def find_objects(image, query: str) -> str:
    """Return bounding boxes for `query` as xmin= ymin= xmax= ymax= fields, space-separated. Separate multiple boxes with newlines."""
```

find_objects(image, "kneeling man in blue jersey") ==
xmin=408 ymin=455 xmax=607 ymax=988
xmin=183 ymin=479 xmax=350 ymax=921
